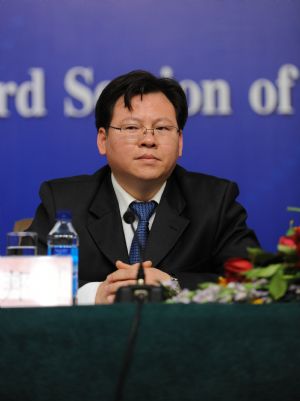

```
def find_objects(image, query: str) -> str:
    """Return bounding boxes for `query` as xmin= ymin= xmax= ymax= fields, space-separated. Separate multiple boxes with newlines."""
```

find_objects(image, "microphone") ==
xmin=123 ymin=209 xmax=135 ymax=225
xmin=115 ymin=208 xmax=164 ymax=303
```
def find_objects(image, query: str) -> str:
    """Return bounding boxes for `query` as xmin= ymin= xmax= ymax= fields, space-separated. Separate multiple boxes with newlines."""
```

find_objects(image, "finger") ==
xmin=95 ymin=281 xmax=114 ymax=305
xmin=144 ymin=274 xmax=161 ymax=286
xmin=97 ymin=279 xmax=136 ymax=304
xmin=142 ymin=260 xmax=153 ymax=268
xmin=115 ymin=260 xmax=129 ymax=269
xmin=107 ymin=294 xmax=115 ymax=304
xmin=116 ymin=260 xmax=140 ymax=270
xmin=107 ymin=280 xmax=137 ymax=295
xmin=107 ymin=269 xmax=138 ymax=283
xmin=144 ymin=268 xmax=170 ymax=285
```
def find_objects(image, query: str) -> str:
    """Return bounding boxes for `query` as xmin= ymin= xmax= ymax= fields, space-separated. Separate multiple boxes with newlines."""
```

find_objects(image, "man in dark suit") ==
xmin=29 ymin=70 xmax=259 ymax=304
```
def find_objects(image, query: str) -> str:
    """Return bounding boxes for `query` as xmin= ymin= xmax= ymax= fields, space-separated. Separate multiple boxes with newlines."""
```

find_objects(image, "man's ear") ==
xmin=178 ymin=130 xmax=183 ymax=157
xmin=97 ymin=128 xmax=107 ymax=155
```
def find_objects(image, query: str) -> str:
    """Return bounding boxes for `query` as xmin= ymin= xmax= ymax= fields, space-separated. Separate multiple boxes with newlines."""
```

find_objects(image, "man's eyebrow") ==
xmin=119 ymin=117 xmax=142 ymax=122
xmin=118 ymin=117 xmax=176 ymax=124
xmin=152 ymin=117 xmax=176 ymax=124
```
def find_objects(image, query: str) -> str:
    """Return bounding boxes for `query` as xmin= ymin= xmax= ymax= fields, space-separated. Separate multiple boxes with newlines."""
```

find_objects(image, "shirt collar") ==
xmin=111 ymin=173 xmax=166 ymax=218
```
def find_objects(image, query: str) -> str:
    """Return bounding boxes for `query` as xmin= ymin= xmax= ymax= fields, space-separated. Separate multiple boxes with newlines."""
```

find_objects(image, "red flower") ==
xmin=278 ymin=236 xmax=297 ymax=249
xmin=224 ymin=258 xmax=253 ymax=282
xmin=225 ymin=258 xmax=253 ymax=273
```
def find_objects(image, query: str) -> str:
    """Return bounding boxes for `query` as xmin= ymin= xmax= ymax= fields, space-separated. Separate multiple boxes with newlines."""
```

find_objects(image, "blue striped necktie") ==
xmin=129 ymin=201 xmax=157 ymax=264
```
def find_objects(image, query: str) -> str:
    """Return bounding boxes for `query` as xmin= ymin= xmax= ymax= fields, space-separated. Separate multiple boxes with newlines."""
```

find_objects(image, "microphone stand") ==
xmin=113 ymin=209 xmax=164 ymax=401
xmin=115 ymin=209 xmax=164 ymax=303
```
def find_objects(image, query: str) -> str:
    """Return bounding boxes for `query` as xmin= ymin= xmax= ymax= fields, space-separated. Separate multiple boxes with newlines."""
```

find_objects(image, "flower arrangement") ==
xmin=167 ymin=207 xmax=300 ymax=304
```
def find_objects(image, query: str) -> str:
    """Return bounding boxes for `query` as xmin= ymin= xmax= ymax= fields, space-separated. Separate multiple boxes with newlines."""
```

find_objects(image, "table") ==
xmin=0 ymin=303 xmax=299 ymax=401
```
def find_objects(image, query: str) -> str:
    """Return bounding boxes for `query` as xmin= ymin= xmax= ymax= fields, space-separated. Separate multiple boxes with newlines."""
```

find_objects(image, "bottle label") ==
xmin=48 ymin=246 xmax=78 ymax=300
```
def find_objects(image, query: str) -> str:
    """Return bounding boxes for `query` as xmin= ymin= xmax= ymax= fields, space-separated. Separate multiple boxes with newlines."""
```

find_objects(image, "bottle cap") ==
xmin=56 ymin=210 xmax=72 ymax=221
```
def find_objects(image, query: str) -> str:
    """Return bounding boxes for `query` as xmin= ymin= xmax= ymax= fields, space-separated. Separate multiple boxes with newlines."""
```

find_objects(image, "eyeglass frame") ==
xmin=108 ymin=124 xmax=181 ymax=138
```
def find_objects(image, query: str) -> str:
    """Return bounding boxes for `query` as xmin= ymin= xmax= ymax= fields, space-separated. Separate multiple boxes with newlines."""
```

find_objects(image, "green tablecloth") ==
xmin=0 ymin=303 xmax=299 ymax=401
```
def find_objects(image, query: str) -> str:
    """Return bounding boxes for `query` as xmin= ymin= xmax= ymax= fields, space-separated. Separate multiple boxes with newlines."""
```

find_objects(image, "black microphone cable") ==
xmin=113 ymin=293 xmax=144 ymax=401
xmin=113 ymin=209 xmax=147 ymax=401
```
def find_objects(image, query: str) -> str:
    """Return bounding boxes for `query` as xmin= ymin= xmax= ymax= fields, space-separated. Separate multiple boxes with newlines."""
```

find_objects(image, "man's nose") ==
xmin=139 ymin=129 xmax=157 ymax=146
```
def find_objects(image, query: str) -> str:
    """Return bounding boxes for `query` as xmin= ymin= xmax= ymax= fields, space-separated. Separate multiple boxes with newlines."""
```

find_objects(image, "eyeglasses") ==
xmin=109 ymin=124 xmax=180 ymax=139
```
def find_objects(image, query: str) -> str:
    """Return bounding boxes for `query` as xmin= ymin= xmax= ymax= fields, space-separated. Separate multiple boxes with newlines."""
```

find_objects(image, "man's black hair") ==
xmin=95 ymin=70 xmax=188 ymax=131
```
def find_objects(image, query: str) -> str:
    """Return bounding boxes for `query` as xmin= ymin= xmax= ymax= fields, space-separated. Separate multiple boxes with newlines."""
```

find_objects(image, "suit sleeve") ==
xmin=212 ymin=181 xmax=259 ymax=263
xmin=175 ymin=181 xmax=259 ymax=289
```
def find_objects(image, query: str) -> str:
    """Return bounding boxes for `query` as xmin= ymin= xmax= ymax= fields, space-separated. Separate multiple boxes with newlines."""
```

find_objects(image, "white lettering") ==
xmin=0 ymin=69 xmax=46 ymax=118
xmin=1 ymin=64 xmax=297 ymax=119
xmin=201 ymin=80 xmax=232 ymax=115
xmin=276 ymin=64 xmax=299 ymax=114
xmin=93 ymin=80 xmax=110 ymax=105
xmin=64 ymin=67 xmax=94 ymax=117
xmin=160 ymin=67 xmax=232 ymax=116
xmin=0 ymin=82 xmax=18 ymax=117
xmin=15 ymin=68 xmax=47 ymax=118
xmin=160 ymin=66 xmax=174 ymax=78
xmin=248 ymin=79 xmax=277 ymax=115
xmin=180 ymin=79 xmax=202 ymax=116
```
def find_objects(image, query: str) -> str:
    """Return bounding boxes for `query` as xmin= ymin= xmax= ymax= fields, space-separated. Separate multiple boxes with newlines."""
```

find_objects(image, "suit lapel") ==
xmin=86 ymin=166 xmax=189 ymax=269
xmin=87 ymin=173 xmax=129 ymax=266
xmin=145 ymin=173 xmax=189 ymax=268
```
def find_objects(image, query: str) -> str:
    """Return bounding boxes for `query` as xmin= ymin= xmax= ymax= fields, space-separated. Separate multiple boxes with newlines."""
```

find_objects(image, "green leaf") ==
xmin=244 ymin=282 xmax=263 ymax=290
xmin=247 ymin=248 xmax=280 ymax=266
xmin=286 ymin=227 xmax=295 ymax=236
xmin=277 ymin=244 xmax=297 ymax=255
xmin=245 ymin=268 xmax=263 ymax=279
xmin=245 ymin=264 xmax=283 ymax=279
xmin=247 ymin=247 xmax=265 ymax=256
xmin=269 ymin=269 xmax=288 ymax=300
xmin=287 ymin=206 xmax=300 ymax=213
xmin=198 ymin=282 xmax=214 ymax=289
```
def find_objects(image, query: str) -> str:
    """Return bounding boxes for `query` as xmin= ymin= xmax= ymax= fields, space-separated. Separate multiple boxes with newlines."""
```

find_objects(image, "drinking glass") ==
xmin=6 ymin=232 xmax=38 ymax=256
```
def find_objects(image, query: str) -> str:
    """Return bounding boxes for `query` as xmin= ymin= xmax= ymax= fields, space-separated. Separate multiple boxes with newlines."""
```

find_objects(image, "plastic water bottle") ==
xmin=47 ymin=210 xmax=79 ymax=303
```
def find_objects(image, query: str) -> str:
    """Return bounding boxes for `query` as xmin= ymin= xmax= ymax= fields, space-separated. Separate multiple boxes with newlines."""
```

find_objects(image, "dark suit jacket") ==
xmin=29 ymin=164 xmax=259 ymax=289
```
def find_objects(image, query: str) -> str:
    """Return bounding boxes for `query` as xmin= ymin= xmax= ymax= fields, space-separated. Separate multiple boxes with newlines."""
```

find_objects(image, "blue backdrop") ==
xmin=1 ymin=0 xmax=300 ymax=254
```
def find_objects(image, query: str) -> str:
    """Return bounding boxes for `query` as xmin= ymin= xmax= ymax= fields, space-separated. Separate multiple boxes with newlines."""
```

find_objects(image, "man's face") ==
xmin=97 ymin=92 xmax=183 ymax=190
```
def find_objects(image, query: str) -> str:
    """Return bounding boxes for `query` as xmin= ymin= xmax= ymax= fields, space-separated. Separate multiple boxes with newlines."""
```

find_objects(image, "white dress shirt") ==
xmin=77 ymin=174 xmax=166 ymax=305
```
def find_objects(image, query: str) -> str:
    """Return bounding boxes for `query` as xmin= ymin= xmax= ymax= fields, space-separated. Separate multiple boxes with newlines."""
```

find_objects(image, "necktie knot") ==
xmin=129 ymin=201 xmax=157 ymax=222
